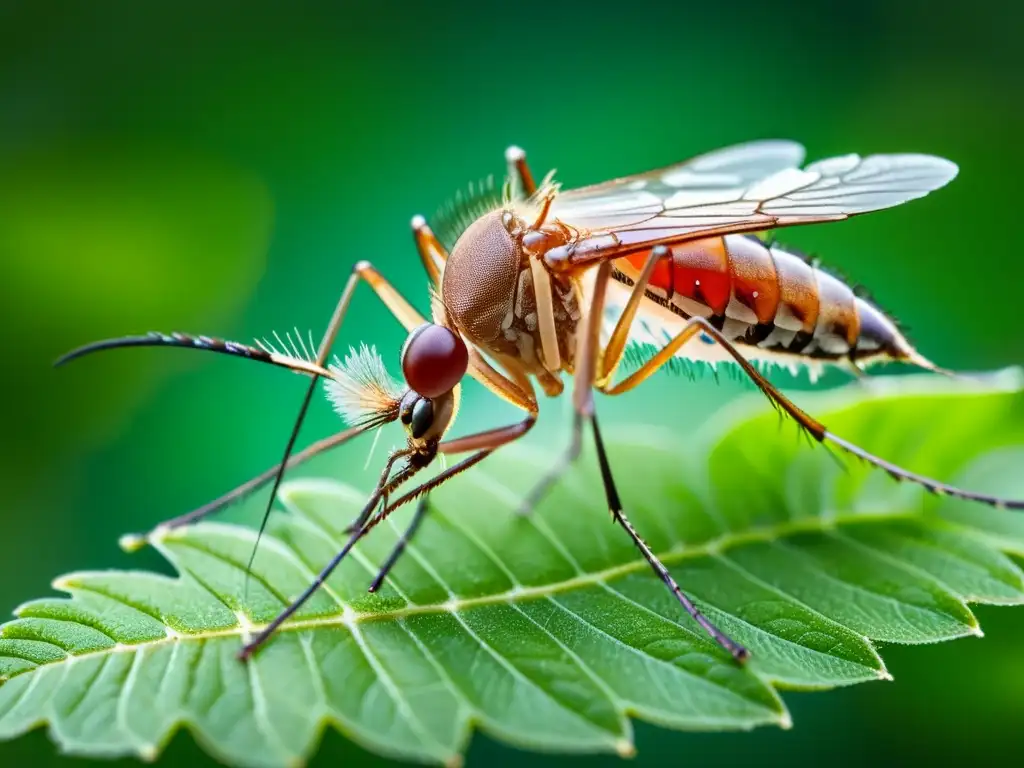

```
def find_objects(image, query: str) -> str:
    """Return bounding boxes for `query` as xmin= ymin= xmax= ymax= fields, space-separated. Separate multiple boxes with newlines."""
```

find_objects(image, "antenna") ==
xmin=55 ymin=331 xmax=331 ymax=378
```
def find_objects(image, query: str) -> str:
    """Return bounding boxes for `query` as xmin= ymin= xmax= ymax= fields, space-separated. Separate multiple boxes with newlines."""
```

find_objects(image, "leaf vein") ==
xmin=713 ymin=553 xmax=881 ymax=665
xmin=432 ymin=508 xmax=524 ymax=590
xmin=114 ymin=644 xmax=151 ymax=751
xmin=347 ymin=621 xmax=446 ymax=756
xmin=828 ymin=530 xmax=976 ymax=626
xmin=510 ymin=603 xmax=630 ymax=739
xmin=447 ymin=609 xmax=606 ymax=735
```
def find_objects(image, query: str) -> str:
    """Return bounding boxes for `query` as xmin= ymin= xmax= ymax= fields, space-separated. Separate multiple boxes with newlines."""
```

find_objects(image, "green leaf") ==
xmin=2 ymin=372 xmax=1024 ymax=767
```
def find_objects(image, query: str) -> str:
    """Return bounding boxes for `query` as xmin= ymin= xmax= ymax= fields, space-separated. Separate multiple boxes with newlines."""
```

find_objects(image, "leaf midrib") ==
xmin=7 ymin=506 xmax=920 ymax=679
xmin=0 ymin=506 xmax=918 ymax=687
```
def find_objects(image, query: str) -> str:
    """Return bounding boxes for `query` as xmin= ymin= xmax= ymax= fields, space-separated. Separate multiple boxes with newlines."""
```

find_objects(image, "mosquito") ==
xmin=57 ymin=140 xmax=1024 ymax=664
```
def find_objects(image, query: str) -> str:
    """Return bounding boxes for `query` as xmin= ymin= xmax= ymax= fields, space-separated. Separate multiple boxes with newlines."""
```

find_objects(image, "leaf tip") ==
xmin=615 ymin=739 xmax=637 ymax=758
xmin=50 ymin=575 xmax=73 ymax=591
xmin=118 ymin=532 xmax=150 ymax=553
xmin=137 ymin=743 xmax=159 ymax=762
xmin=778 ymin=710 xmax=794 ymax=730
xmin=444 ymin=754 xmax=465 ymax=768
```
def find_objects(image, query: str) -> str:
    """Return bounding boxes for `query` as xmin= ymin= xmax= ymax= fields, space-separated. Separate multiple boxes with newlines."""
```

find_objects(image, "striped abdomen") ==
xmin=613 ymin=234 xmax=914 ymax=365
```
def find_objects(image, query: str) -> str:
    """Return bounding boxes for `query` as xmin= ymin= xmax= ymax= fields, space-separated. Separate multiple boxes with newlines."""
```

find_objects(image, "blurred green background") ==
xmin=1 ymin=1 xmax=1022 ymax=765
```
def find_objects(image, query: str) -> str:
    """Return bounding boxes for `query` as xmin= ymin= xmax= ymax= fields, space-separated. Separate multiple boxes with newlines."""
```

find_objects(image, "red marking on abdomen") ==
xmin=625 ymin=249 xmax=673 ymax=297
xmin=723 ymin=235 xmax=780 ymax=324
xmin=669 ymin=237 xmax=731 ymax=315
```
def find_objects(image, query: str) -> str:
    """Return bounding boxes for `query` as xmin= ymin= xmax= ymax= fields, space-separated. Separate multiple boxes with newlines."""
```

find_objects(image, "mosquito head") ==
xmin=396 ymin=323 xmax=468 ymax=445
xmin=401 ymin=323 xmax=469 ymax=397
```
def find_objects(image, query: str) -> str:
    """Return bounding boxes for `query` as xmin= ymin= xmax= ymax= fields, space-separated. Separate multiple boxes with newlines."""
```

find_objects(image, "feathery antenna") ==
xmin=55 ymin=331 xmax=330 ymax=378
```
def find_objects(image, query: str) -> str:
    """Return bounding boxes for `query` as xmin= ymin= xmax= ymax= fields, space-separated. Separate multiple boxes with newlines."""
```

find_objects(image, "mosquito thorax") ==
xmin=442 ymin=210 xmax=522 ymax=345
xmin=442 ymin=208 xmax=582 ymax=377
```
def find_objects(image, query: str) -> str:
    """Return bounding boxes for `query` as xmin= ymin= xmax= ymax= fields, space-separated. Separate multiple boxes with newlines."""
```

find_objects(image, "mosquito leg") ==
xmin=238 ymin=515 xmax=377 ymax=661
xmin=244 ymin=260 xmax=434 ymax=576
xmin=517 ymin=261 xmax=612 ymax=514
xmin=437 ymin=408 xmax=537 ymax=455
xmin=363 ymin=450 xmax=498 ymax=592
xmin=530 ymin=252 xmax=562 ymax=372
xmin=590 ymin=412 xmax=749 ymax=662
xmin=368 ymin=494 xmax=429 ymax=593
xmin=574 ymin=260 xmax=613 ymax=416
xmin=240 ymin=404 xmax=537 ymax=662
xmin=506 ymin=145 xmax=537 ymax=199
xmin=598 ymin=245 xmax=670 ymax=385
xmin=352 ymin=420 xmax=539 ymax=595
xmin=342 ymin=448 xmax=414 ymax=534
xmin=120 ymin=425 xmax=369 ymax=549
xmin=377 ymin=411 xmax=542 ymax=518
xmin=237 ymin=458 xmax=421 ymax=661
xmin=241 ymin=445 xmax=500 ymax=660
xmin=411 ymin=216 xmax=448 ymax=286
xmin=515 ymin=413 xmax=583 ymax=515
xmin=603 ymin=315 xmax=1024 ymax=510
xmin=379 ymin=449 xmax=495 ymax=515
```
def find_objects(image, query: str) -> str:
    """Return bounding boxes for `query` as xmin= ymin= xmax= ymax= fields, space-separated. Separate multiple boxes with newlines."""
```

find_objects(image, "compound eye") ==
xmin=409 ymin=398 xmax=434 ymax=439
xmin=401 ymin=323 xmax=469 ymax=398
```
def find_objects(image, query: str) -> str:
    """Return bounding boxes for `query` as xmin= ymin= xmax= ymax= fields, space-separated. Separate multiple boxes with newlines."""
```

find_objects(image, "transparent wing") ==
xmin=555 ymin=139 xmax=806 ymax=202
xmin=548 ymin=150 xmax=958 ymax=264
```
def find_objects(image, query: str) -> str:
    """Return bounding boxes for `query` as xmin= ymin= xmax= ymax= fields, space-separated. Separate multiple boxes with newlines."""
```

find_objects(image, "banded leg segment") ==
xmin=368 ymin=494 xmax=430 ymax=593
xmin=603 ymin=315 xmax=1024 ymax=510
xmin=590 ymin=413 xmax=749 ymax=661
